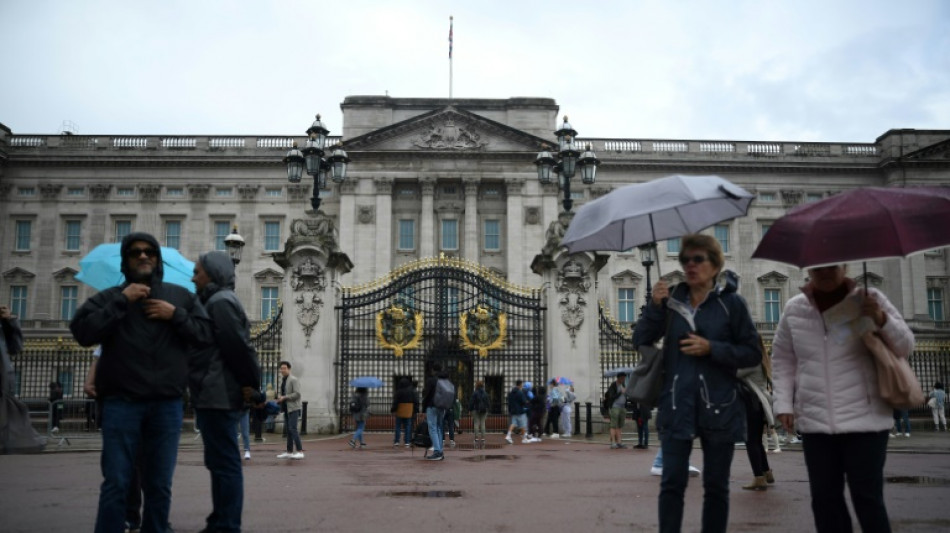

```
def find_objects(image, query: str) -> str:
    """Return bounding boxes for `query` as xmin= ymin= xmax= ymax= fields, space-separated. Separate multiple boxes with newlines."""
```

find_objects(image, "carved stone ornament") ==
xmin=289 ymin=213 xmax=340 ymax=255
xmin=376 ymin=302 xmax=424 ymax=357
xmin=39 ymin=183 xmax=63 ymax=200
xmin=541 ymin=211 xmax=575 ymax=258
xmin=374 ymin=177 xmax=394 ymax=195
xmin=357 ymin=205 xmax=375 ymax=224
xmin=555 ymin=258 xmax=592 ymax=346
xmin=237 ymin=184 xmax=259 ymax=201
xmin=460 ymin=303 xmax=508 ymax=358
xmin=138 ymin=184 xmax=162 ymax=202
xmin=411 ymin=118 xmax=489 ymax=151
xmin=89 ymin=184 xmax=112 ymax=201
xmin=287 ymin=184 xmax=309 ymax=201
xmin=188 ymin=184 xmax=210 ymax=200
xmin=290 ymin=257 xmax=327 ymax=348
xmin=524 ymin=206 xmax=540 ymax=225
xmin=781 ymin=189 xmax=803 ymax=208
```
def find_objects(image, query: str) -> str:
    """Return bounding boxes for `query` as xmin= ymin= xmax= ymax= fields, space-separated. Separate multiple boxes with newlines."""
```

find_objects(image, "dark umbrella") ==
xmin=751 ymin=186 xmax=950 ymax=288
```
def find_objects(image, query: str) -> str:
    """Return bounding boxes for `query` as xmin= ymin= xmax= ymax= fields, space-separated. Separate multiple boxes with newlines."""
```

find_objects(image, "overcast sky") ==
xmin=1 ymin=0 xmax=948 ymax=142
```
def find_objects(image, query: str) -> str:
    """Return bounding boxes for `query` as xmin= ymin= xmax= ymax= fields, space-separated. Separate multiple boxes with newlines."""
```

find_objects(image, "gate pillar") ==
xmin=273 ymin=213 xmax=353 ymax=434
xmin=532 ymin=213 xmax=608 ymax=408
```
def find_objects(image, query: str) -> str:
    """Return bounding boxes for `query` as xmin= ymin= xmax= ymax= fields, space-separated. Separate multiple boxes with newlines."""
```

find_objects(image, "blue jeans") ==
xmin=426 ymin=407 xmax=445 ymax=453
xmin=394 ymin=417 xmax=413 ymax=444
xmin=197 ymin=409 xmax=244 ymax=532
xmin=238 ymin=410 xmax=250 ymax=452
xmin=353 ymin=420 xmax=366 ymax=444
xmin=659 ymin=436 xmax=735 ymax=533
xmin=653 ymin=448 xmax=663 ymax=469
xmin=95 ymin=397 xmax=182 ymax=533
xmin=285 ymin=409 xmax=302 ymax=452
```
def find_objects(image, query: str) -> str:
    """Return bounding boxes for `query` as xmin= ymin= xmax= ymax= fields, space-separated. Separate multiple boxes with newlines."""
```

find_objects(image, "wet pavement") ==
xmin=2 ymin=428 xmax=949 ymax=532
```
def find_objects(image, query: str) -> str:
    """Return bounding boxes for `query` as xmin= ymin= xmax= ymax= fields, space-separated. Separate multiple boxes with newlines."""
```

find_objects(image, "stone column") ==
xmin=463 ymin=177 xmax=479 ymax=262
xmin=506 ymin=178 xmax=525 ymax=285
xmin=420 ymin=177 xmax=436 ymax=258
xmin=338 ymin=178 xmax=358 ymax=260
xmin=273 ymin=213 xmax=353 ymax=434
xmin=374 ymin=177 xmax=393 ymax=279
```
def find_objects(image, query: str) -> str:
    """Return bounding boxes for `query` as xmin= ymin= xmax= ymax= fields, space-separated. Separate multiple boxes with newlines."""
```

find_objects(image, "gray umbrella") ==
xmin=561 ymin=174 xmax=754 ymax=254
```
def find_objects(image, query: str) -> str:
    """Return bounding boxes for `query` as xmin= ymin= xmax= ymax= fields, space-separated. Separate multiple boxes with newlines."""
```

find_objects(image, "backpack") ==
xmin=473 ymin=390 xmax=489 ymax=414
xmin=348 ymin=395 xmax=361 ymax=414
xmin=550 ymin=390 xmax=563 ymax=408
xmin=432 ymin=378 xmax=455 ymax=410
xmin=412 ymin=420 xmax=432 ymax=448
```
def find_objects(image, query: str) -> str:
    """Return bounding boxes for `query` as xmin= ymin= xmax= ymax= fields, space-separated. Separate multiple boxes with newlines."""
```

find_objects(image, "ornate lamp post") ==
xmin=534 ymin=116 xmax=600 ymax=212
xmin=224 ymin=226 xmax=245 ymax=266
xmin=638 ymin=242 xmax=658 ymax=305
xmin=282 ymin=114 xmax=351 ymax=212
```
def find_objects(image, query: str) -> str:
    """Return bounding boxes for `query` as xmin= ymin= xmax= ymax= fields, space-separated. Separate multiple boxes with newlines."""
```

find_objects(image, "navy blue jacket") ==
xmin=633 ymin=274 xmax=761 ymax=442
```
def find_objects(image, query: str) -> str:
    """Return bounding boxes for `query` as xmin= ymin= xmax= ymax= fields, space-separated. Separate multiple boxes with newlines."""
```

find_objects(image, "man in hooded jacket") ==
xmin=189 ymin=251 xmax=260 ymax=533
xmin=70 ymin=232 xmax=212 ymax=533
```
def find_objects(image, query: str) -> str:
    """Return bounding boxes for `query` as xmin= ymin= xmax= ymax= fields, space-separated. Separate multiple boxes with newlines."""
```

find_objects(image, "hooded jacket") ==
xmin=188 ymin=251 xmax=261 ymax=411
xmin=391 ymin=377 xmax=418 ymax=418
xmin=633 ymin=271 xmax=761 ymax=441
xmin=70 ymin=232 xmax=212 ymax=401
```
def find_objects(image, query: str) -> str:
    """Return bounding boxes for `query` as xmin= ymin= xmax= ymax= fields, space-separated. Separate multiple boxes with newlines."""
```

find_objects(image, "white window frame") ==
xmin=10 ymin=285 xmax=28 ymax=319
xmin=484 ymin=219 xmax=501 ymax=251
xmin=397 ymin=219 xmax=416 ymax=251
xmin=213 ymin=220 xmax=232 ymax=252
xmin=714 ymin=224 xmax=730 ymax=254
xmin=260 ymin=286 xmax=280 ymax=320
xmin=764 ymin=288 xmax=782 ymax=323
xmin=617 ymin=287 xmax=637 ymax=324
xmin=164 ymin=219 xmax=182 ymax=250
xmin=60 ymin=285 xmax=78 ymax=321
xmin=113 ymin=219 xmax=133 ymax=243
xmin=928 ymin=287 xmax=944 ymax=322
xmin=263 ymin=220 xmax=281 ymax=252
xmin=440 ymin=219 xmax=459 ymax=251
xmin=15 ymin=220 xmax=32 ymax=251
xmin=64 ymin=219 xmax=82 ymax=251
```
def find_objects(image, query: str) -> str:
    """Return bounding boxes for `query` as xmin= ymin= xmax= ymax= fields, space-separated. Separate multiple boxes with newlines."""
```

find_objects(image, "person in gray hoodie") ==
xmin=189 ymin=251 xmax=260 ymax=533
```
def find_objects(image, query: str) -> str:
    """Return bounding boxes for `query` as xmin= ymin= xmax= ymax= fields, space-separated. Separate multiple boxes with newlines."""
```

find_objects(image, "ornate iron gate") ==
xmin=336 ymin=256 xmax=545 ymax=432
xmin=598 ymin=302 xmax=638 ymax=397
xmin=251 ymin=304 xmax=283 ymax=392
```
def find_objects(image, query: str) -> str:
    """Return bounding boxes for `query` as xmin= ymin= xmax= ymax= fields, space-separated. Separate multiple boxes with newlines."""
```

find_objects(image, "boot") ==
xmin=742 ymin=476 xmax=768 ymax=491
xmin=764 ymin=470 xmax=775 ymax=484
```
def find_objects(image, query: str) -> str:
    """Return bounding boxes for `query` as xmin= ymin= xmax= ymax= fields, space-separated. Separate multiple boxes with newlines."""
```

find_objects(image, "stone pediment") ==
xmin=660 ymin=270 xmax=686 ymax=286
xmin=254 ymin=268 xmax=285 ymax=283
xmin=611 ymin=269 xmax=643 ymax=284
xmin=52 ymin=267 xmax=80 ymax=281
xmin=343 ymin=106 xmax=551 ymax=153
xmin=757 ymin=270 xmax=789 ymax=287
xmin=2 ymin=267 xmax=35 ymax=281
xmin=905 ymin=138 xmax=950 ymax=160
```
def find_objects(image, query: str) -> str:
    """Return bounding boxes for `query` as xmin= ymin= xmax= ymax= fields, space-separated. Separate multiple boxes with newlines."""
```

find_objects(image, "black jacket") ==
xmin=70 ymin=232 xmax=212 ymax=401
xmin=421 ymin=371 xmax=449 ymax=410
xmin=390 ymin=378 xmax=419 ymax=416
xmin=188 ymin=252 xmax=261 ymax=410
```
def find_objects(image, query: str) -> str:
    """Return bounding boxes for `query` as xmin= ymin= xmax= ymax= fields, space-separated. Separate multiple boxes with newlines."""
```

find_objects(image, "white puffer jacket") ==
xmin=772 ymin=283 xmax=914 ymax=434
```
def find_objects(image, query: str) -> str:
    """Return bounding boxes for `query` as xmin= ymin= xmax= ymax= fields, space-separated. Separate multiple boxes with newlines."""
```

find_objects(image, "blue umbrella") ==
xmin=349 ymin=376 xmax=384 ymax=388
xmin=556 ymin=376 xmax=574 ymax=386
xmin=75 ymin=243 xmax=196 ymax=293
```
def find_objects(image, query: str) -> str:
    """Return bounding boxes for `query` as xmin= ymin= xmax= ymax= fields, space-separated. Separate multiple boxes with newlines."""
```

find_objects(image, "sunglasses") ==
xmin=126 ymin=247 xmax=158 ymax=259
xmin=678 ymin=254 xmax=708 ymax=266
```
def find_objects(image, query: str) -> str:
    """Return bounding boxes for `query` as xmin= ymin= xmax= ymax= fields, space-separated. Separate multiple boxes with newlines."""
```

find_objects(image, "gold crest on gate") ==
xmin=376 ymin=303 xmax=423 ymax=357
xmin=460 ymin=303 xmax=507 ymax=358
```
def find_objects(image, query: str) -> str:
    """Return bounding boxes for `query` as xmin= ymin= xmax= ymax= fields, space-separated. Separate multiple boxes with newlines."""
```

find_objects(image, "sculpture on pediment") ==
xmin=290 ymin=213 xmax=340 ymax=254
xmin=412 ymin=118 xmax=488 ymax=151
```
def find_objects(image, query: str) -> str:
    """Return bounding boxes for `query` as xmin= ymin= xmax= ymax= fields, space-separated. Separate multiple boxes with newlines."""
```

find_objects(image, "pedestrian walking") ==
xmin=348 ymin=387 xmax=369 ymax=449
xmin=469 ymin=380 xmax=490 ymax=446
xmin=773 ymin=263 xmax=914 ymax=533
xmin=631 ymin=400 xmax=651 ymax=449
xmin=738 ymin=338 xmax=776 ymax=491
xmin=276 ymin=361 xmax=304 ymax=459
xmin=2 ymin=304 xmax=46 ymax=454
xmin=545 ymin=378 xmax=563 ymax=437
xmin=70 ymin=232 xmax=213 ymax=533
xmin=189 ymin=250 xmax=261 ymax=532
xmin=421 ymin=362 xmax=450 ymax=461
xmin=528 ymin=385 xmax=547 ymax=441
xmin=928 ymin=382 xmax=946 ymax=431
xmin=505 ymin=380 xmax=531 ymax=444
xmin=634 ymin=235 xmax=761 ymax=533
xmin=559 ymin=385 xmax=576 ymax=438
xmin=604 ymin=374 xmax=628 ymax=449
xmin=391 ymin=377 xmax=417 ymax=448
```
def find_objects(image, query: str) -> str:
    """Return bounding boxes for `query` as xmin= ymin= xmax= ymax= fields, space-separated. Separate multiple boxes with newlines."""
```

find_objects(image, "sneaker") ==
xmin=427 ymin=447 xmax=434 ymax=453
xmin=51 ymin=427 xmax=59 ymax=433
xmin=789 ymin=437 xmax=801 ymax=444
xmin=505 ymin=435 xmax=513 ymax=444
xmin=405 ymin=443 xmax=411 ymax=448
xmin=550 ymin=433 xmax=559 ymax=439
xmin=522 ymin=438 xmax=532 ymax=444
xmin=291 ymin=452 xmax=305 ymax=460
xmin=450 ymin=440 xmax=456 ymax=448
xmin=769 ymin=448 xmax=781 ymax=454
xmin=689 ymin=466 xmax=701 ymax=477
xmin=650 ymin=466 xmax=663 ymax=476
xmin=244 ymin=450 xmax=251 ymax=460
xmin=889 ymin=433 xmax=896 ymax=438
xmin=276 ymin=452 xmax=292 ymax=459
xmin=617 ymin=443 xmax=628 ymax=449
xmin=562 ymin=433 xmax=571 ymax=438
xmin=904 ymin=433 xmax=911 ymax=438
xmin=425 ymin=452 xmax=444 ymax=461
xmin=360 ymin=443 xmax=367 ymax=448
xmin=610 ymin=443 xmax=619 ymax=449
xmin=348 ymin=440 xmax=356 ymax=449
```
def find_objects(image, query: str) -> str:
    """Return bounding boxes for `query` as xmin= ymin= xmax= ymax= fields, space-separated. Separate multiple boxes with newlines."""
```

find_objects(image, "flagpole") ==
xmin=449 ymin=16 xmax=453 ymax=100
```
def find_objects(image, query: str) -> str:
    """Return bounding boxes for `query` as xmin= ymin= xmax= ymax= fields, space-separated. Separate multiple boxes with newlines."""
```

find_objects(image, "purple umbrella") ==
xmin=752 ymin=186 xmax=950 ymax=287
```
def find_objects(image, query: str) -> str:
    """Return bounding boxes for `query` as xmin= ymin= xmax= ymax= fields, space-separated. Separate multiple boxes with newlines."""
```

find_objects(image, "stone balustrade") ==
xmin=7 ymin=135 xmax=343 ymax=152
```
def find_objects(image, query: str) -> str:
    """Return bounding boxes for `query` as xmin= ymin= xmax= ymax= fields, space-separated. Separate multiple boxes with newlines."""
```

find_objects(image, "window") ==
xmin=215 ymin=188 xmax=232 ymax=197
xmin=164 ymin=220 xmax=182 ymax=250
xmin=764 ymin=289 xmax=781 ymax=323
xmin=60 ymin=286 xmax=78 ymax=320
xmin=570 ymin=190 xmax=584 ymax=200
xmin=618 ymin=288 xmax=636 ymax=323
xmin=166 ymin=187 xmax=184 ymax=197
xmin=714 ymin=225 xmax=730 ymax=253
xmin=666 ymin=238 xmax=681 ymax=254
xmin=928 ymin=288 xmax=944 ymax=321
xmin=806 ymin=193 xmax=823 ymax=203
xmin=265 ymin=188 xmax=282 ymax=197
xmin=398 ymin=219 xmax=415 ymax=250
xmin=17 ymin=187 xmax=35 ymax=197
xmin=446 ymin=287 xmax=459 ymax=317
xmin=264 ymin=221 xmax=281 ymax=251
xmin=65 ymin=220 xmax=82 ymax=251
xmin=116 ymin=187 xmax=135 ymax=197
xmin=761 ymin=223 xmax=772 ymax=239
xmin=15 ymin=221 xmax=32 ymax=251
xmin=10 ymin=285 xmax=28 ymax=318
xmin=443 ymin=185 xmax=457 ymax=195
xmin=759 ymin=192 xmax=776 ymax=202
xmin=484 ymin=219 xmax=501 ymax=251
xmin=214 ymin=221 xmax=231 ymax=251
xmin=261 ymin=287 xmax=279 ymax=320
xmin=114 ymin=220 xmax=132 ymax=243
xmin=441 ymin=219 xmax=458 ymax=251
xmin=67 ymin=187 xmax=84 ymax=196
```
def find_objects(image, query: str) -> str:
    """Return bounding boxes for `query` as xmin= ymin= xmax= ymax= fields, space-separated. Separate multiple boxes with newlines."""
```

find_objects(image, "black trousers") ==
xmin=802 ymin=431 xmax=891 ymax=533
xmin=743 ymin=398 xmax=770 ymax=476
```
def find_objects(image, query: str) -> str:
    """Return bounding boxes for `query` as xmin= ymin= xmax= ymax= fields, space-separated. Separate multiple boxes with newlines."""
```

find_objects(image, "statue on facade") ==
xmin=542 ymin=211 xmax=574 ymax=258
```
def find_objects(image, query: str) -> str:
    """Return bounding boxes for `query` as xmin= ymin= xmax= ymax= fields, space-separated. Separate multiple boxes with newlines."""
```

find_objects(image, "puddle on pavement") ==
xmin=383 ymin=490 xmax=463 ymax=498
xmin=462 ymin=454 xmax=518 ymax=462
xmin=886 ymin=476 xmax=950 ymax=486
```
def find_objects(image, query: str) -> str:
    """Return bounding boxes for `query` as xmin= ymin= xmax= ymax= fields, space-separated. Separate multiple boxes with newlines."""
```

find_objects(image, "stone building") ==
xmin=2 ymin=95 xmax=949 ymax=431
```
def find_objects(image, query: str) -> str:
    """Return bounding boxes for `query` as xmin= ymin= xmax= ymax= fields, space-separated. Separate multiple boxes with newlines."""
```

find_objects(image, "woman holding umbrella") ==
xmin=772 ymin=264 xmax=913 ymax=533
xmin=633 ymin=234 xmax=761 ymax=533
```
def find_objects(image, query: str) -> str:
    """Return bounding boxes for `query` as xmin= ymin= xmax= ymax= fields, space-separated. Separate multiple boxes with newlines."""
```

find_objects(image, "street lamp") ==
xmin=283 ymin=114 xmax=351 ymax=212
xmin=534 ymin=116 xmax=600 ymax=212
xmin=638 ymin=242 xmax=657 ymax=305
xmin=224 ymin=226 xmax=245 ymax=266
